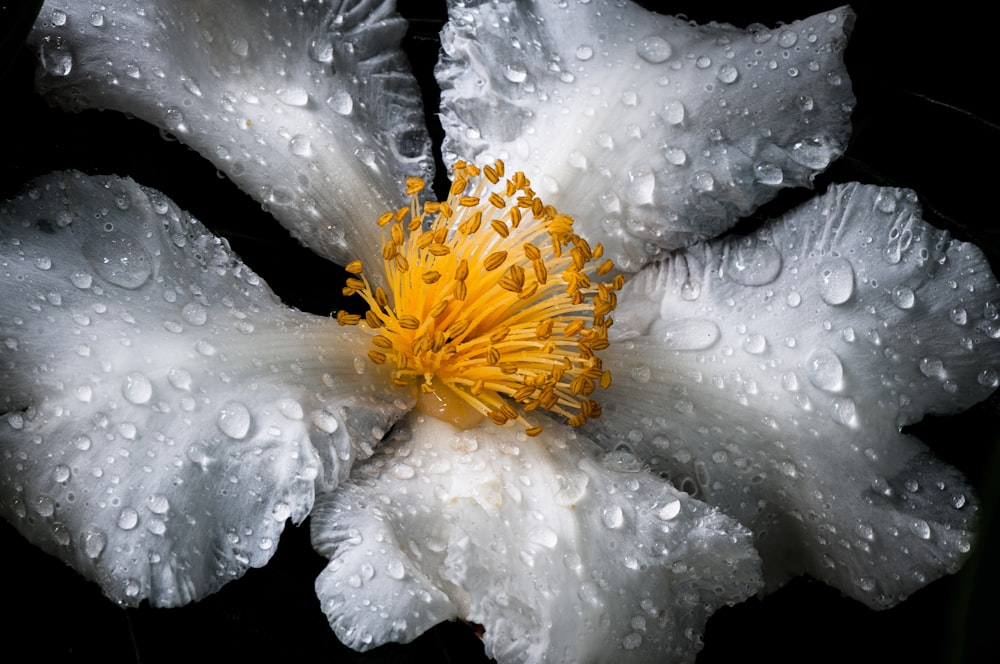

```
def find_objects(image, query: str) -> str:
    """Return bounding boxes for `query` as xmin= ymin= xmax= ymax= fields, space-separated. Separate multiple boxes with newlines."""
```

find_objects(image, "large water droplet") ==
xmin=503 ymin=63 xmax=527 ymax=83
xmin=601 ymin=505 xmax=625 ymax=529
xmin=117 ymin=507 xmax=139 ymax=530
xmin=328 ymin=89 xmax=354 ymax=115
xmin=891 ymin=286 xmax=915 ymax=310
xmin=217 ymin=401 xmax=252 ymax=439
xmin=817 ymin=258 xmax=854 ymax=305
xmin=636 ymin=36 xmax=672 ymax=63
xmin=289 ymin=134 xmax=313 ymax=157
xmin=754 ymin=162 xmax=784 ymax=185
xmin=277 ymin=86 xmax=309 ymax=106
xmin=122 ymin=372 xmax=153 ymax=405
xmin=660 ymin=318 xmax=721 ymax=351
xmin=81 ymin=527 xmax=107 ymax=559
xmin=657 ymin=499 xmax=681 ymax=520
xmin=807 ymin=348 xmax=844 ymax=392
xmin=83 ymin=229 xmax=152 ymax=289
xmin=661 ymin=100 xmax=685 ymax=125
xmin=724 ymin=236 xmax=782 ymax=286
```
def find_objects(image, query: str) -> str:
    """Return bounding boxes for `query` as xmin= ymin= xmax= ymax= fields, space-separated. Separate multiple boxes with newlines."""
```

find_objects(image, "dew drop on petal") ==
xmin=807 ymin=348 xmax=844 ymax=392
xmin=117 ymin=507 xmax=139 ymax=530
xmin=817 ymin=258 xmax=855 ymax=305
xmin=83 ymin=230 xmax=152 ymax=289
xmin=600 ymin=505 xmax=624 ymax=529
xmin=636 ymin=36 xmax=672 ymax=63
xmin=217 ymin=401 xmax=252 ymax=440
xmin=122 ymin=372 xmax=153 ymax=405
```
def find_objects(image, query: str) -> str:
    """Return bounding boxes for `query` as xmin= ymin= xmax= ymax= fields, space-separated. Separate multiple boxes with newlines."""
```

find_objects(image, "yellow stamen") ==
xmin=341 ymin=160 xmax=623 ymax=434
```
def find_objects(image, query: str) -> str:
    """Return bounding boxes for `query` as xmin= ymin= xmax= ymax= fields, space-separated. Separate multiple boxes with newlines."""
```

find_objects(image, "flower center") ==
xmin=339 ymin=160 xmax=623 ymax=436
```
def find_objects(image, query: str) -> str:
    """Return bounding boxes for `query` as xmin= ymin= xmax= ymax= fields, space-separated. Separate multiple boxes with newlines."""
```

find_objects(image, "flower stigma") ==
xmin=338 ymin=160 xmax=624 ymax=436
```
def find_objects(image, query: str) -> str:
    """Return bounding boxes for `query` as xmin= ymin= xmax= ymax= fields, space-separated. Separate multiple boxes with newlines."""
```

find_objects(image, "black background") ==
xmin=1 ymin=1 xmax=998 ymax=662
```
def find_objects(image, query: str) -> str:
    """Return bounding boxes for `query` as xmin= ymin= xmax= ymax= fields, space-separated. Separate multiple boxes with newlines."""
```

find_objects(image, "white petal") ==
xmin=29 ymin=0 xmax=433 ymax=271
xmin=437 ymin=0 xmax=854 ymax=270
xmin=0 ymin=172 xmax=410 ymax=607
xmin=312 ymin=414 xmax=761 ymax=663
xmin=587 ymin=183 xmax=998 ymax=606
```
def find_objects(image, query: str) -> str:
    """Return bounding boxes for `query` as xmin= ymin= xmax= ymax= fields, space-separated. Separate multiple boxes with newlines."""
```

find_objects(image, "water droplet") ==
xmin=777 ymin=29 xmax=799 ymax=48
xmin=503 ymin=63 xmax=527 ymax=83
xmin=950 ymin=307 xmax=968 ymax=326
xmin=529 ymin=526 xmax=559 ymax=548
xmin=122 ymin=372 xmax=153 ymax=405
xmin=117 ymin=507 xmax=139 ymax=530
xmin=977 ymin=368 xmax=999 ymax=387
xmin=289 ymin=134 xmax=313 ymax=157
xmin=742 ymin=334 xmax=767 ymax=354
xmin=82 ymin=527 xmax=107 ymax=558
xmin=657 ymin=499 xmax=681 ymax=520
xmin=278 ymin=398 xmax=304 ymax=420
xmin=312 ymin=410 xmax=340 ymax=434
xmin=622 ymin=632 xmax=644 ymax=651
xmin=277 ymin=86 xmax=309 ymax=106
xmin=636 ymin=36 xmax=672 ymax=63
xmin=831 ymin=397 xmax=858 ymax=427
xmin=909 ymin=519 xmax=931 ymax=540
xmin=625 ymin=171 xmax=655 ymax=206
xmin=716 ymin=63 xmax=739 ymax=84
xmin=600 ymin=505 xmax=624 ymax=529
xmin=817 ymin=258 xmax=855 ymax=305
xmin=83 ymin=229 xmax=152 ymax=289
xmin=52 ymin=464 xmax=70 ymax=483
xmin=661 ymin=100 xmax=685 ymax=125
xmin=40 ymin=36 xmax=73 ymax=76
xmin=217 ymin=401 xmax=251 ymax=440
xmin=630 ymin=365 xmax=651 ymax=383
xmin=148 ymin=495 xmax=170 ymax=514
xmin=660 ymin=318 xmax=720 ymax=351
xmin=807 ymin=348 xmax=844 ymax=392
xmin=328 ymin=89 xmax=354 ymax=115
xmin=386 ymin=558 xmax=406 ymax=580
xmin=50 ymin=9 xmax=67 ymax=25
xmin=790 ymin=137 xmax=835 ymax=170
xmin=575 ymin=45 xmax=594 ymax=60
xmin=73 ymin=434 xmax=92 ymax=451
xmin=664 ymin=146 xmax=687 ymax=166
xmin=919 ymin=357 xmax=946 ymax=380
xmin=181 ymin=302 xmax=207 ymax=325
xmin=724 ymin=236 xmax=782 ymax=286
xmin=754 ymin=162 xmax=784 ymax=185
xmin=891 ymin=286 xmax=915 ymax=310
xmin=70 ymin=272 xmax=93 ymax=289
xmin=692 ymin=170 xmax=715 ymax=192
xmin=308 ymin=37 xmax=334 ymax=63
xmin=33 ymin=494 xmax=55 ymax=517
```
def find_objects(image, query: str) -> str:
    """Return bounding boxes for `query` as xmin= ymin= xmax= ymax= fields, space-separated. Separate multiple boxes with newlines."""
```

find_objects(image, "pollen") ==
xmin=342 ymin=160 xmax=623 ymax=435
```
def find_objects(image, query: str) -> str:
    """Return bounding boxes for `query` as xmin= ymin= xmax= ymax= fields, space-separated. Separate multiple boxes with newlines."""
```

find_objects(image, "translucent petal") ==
xmin=437 ymin=0 xmax=854 ymax=270
xmin=312 ymin=414 xmax=761 ymax=663
xmin=586 ymin=183 xmax=999 ymax=607
xmin=0 ymin=172 xmax=410 ymax=607
xmin=29 ymin=0 xmax=433 ymax=272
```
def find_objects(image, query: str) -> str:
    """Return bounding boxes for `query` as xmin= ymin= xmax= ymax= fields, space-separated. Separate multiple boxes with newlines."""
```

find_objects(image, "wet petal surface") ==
xmin=0 ymin=172 xmax=410 ymax=606
xmin=30 ymin=0 xmax=433 ymax=271
xmin=586 ymin=183 xmax=999 ymax=606
xmin=438 ymin=0 xmax=854 ymax=270
xmin=312 ymin=415 xmax=761 ymax=663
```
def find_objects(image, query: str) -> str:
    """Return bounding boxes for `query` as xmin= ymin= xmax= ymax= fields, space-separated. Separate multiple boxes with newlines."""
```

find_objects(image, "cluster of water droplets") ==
xmin=312 ymin=415 xmax=761 ymax=661
xmin=0 ymin=172 xmax=412 ymax=606
xmin=583 ymin=182 xmax=993 ymax=605
xmin=438 ymin=2 xmax=855 ymax=268
xmin=30 ymin=0 xmax=434 ymax=268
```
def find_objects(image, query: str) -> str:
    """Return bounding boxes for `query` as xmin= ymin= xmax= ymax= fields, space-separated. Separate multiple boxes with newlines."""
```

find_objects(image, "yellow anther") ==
xmin=343 ymin=161 xmax=623 ymax=436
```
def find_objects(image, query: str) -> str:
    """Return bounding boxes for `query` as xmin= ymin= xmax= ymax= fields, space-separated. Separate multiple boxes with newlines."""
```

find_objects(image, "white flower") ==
xmin=1 ymin=1 xmax=997 ymax=662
